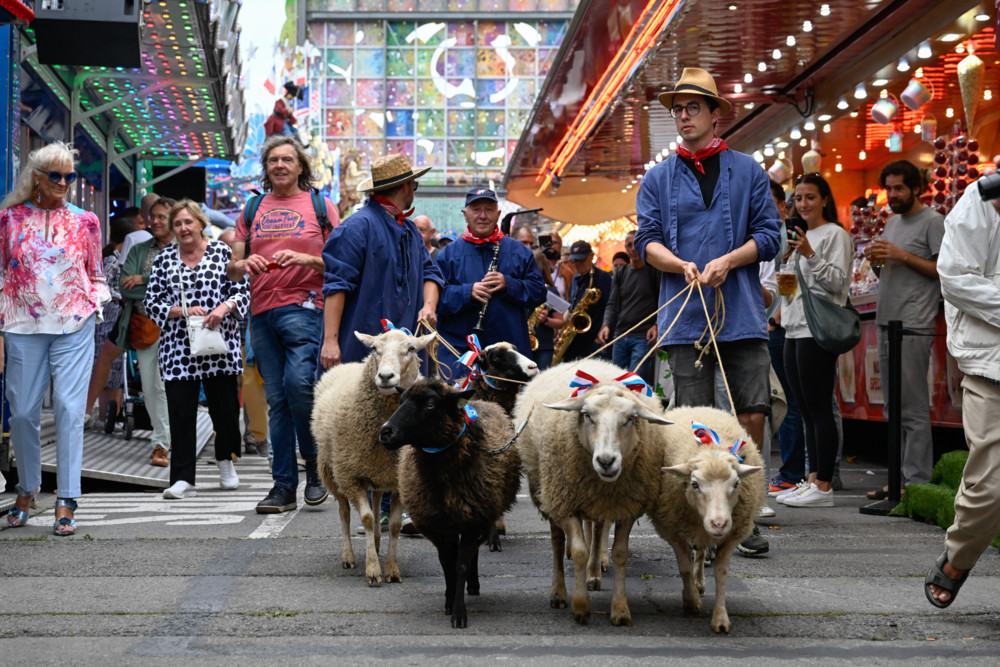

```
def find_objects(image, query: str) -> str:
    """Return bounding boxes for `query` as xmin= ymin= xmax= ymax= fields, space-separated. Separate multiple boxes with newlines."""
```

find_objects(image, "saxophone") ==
xmin=552 ymin=285 xmax=601 ymax=365
xmin=526 ymin=303 xmax=548 ymax=351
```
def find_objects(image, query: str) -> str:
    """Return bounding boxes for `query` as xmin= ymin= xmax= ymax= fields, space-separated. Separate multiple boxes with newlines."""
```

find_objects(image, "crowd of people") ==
xmin=3 ymin=67 xmax=999 ymax=614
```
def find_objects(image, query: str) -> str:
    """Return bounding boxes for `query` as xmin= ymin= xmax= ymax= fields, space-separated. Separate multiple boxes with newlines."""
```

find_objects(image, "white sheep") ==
xmin=312 ymin=329 xmax=435 ymax=585
xmin=511 ymin=358 xmax=672 ymax=626
xmin=649 ymin=405 xmax=765 ymax=633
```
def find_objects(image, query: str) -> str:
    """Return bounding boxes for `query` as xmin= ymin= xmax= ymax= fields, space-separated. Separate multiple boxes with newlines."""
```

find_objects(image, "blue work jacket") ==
xmin=435 ymin=234 xmax=546 ymax=377
xmin=634 ymin=149 xmax=781 ymax=344
xmin=322 ymin=198 xmax=444 ymax=363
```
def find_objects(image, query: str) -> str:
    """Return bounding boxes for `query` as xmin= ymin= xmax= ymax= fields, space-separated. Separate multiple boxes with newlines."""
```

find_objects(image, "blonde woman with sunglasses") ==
xmin=0 ymin=141 xmax=110 ymax=536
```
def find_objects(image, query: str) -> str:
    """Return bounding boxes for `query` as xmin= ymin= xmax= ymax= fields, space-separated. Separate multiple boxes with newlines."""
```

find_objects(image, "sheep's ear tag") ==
xmin=462 ymin=404 xmax=477 ymax=423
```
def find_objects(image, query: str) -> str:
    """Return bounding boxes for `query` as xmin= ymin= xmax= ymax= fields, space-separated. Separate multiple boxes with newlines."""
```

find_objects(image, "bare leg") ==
xmin=87 ymin=340 xmax=122 ymax=414
xmin=384 ymin=490 xmax=403 ymax=583
xmin=354 ymin=489 xmax=382 ymax=585
xmin=560 ymin=516 xmax=590 ymax=624
xmin=609 ymin=518 xmax=634 ymax=626
xmin=549 ymin=519 xmax=568 ymax=609
xmin=711 ymin=538 xmax=739 ymax=633
xmin=586 ymin=520 xmax=604 ymax=591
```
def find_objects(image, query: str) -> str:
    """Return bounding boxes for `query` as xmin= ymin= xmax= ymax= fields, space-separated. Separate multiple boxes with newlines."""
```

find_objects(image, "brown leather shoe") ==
xmin=150 ymin=445 xmax=169 ymax=468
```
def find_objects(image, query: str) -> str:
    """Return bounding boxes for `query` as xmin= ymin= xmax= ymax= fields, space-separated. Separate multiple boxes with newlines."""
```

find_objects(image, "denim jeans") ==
xmin=251 ymin=304 xmax=322 ymax=491
xmin=6 ymin=315 xmax=95 ymax=498
xmin=611 ymin=335 xmax=655 ymax=385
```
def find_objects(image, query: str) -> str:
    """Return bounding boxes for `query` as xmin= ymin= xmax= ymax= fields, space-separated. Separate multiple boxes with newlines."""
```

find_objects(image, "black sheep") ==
xmin=379 ymin=379 xmax=521 ymax=629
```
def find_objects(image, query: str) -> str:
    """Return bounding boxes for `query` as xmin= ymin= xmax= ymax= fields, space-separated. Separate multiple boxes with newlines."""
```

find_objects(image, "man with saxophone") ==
xmin=434 ymin=188 xmax=546 ymax=381
xmin=555 ymin=240 xmax=612 ymax=363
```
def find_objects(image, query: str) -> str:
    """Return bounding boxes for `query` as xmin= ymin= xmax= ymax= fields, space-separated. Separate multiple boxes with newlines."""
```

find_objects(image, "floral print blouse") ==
xmin=0 ymin=202 xmax=110 ymax=334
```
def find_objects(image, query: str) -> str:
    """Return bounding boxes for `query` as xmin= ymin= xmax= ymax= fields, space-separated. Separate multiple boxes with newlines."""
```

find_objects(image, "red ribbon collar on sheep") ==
xmin=457 ymin=333 xmax=499 ymax=391
xmin=568 ymin=369 xmax=652 ymax=398
xmin=420 ymin=404 xmax=479 ymax=453
xmin=691 ymin=420 xmax=746 ymax=462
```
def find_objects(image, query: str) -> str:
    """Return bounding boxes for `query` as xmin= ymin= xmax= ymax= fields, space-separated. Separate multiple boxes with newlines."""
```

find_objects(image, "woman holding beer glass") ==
xmin=776 ymin=173 xmax=852 ymax=508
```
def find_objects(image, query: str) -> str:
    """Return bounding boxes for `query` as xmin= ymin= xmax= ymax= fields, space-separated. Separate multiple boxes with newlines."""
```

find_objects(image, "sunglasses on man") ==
xmin=35 ymin=169 xmax=77 ymax=185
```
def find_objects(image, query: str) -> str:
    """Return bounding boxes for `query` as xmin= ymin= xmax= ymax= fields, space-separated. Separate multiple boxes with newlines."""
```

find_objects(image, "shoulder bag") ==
xmin=793 ymin=254 xmax=861 ymax=355
xmin=176 ymin=260 xmax=228 ymax=357
xmin=127 ymin=312 xmax=160 ymax=349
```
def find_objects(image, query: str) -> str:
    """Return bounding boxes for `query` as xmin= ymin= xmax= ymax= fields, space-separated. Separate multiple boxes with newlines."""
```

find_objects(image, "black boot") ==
xmin=304 ymin=460 xmax=328 ymax=506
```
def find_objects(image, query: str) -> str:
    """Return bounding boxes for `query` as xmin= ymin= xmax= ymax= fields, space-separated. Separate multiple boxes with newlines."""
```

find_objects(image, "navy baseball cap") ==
xmin=568 ymin=240 xmax=593 ymax=260
xmin=438 ymin=229 xmax=458 ymax=244
xmin=465 ymin=187 xmax=498 ymax=206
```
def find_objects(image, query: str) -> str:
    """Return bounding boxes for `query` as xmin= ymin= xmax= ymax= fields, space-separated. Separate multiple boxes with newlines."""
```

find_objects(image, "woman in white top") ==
xmin=777 ymin=173 xmax=852 ymax=508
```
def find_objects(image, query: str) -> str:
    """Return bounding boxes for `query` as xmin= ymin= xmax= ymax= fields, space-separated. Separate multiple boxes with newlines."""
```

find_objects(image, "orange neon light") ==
xmin=535 ymin=0 xmax=684 ymax=197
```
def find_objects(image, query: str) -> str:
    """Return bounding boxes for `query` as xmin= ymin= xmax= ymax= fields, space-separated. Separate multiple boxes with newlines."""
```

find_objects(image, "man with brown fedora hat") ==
xmin=635 ymin=67 xmax=781 ymax=555
xmin=320 ymin=153 xmax=443 ymax=368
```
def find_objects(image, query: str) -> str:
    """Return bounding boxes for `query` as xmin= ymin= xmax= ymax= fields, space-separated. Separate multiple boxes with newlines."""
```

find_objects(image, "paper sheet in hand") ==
xmin=545 ymin=292 xmax=571 ymax=314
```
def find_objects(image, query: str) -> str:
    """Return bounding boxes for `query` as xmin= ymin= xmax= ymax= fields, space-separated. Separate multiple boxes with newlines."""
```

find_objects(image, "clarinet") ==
xmin=471 ymin=240 xmax=502 ymax=337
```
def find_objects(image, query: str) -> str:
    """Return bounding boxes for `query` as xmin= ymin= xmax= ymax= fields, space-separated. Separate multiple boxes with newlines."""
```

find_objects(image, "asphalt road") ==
xmin=2 ymin=446 xmax=999 ymax=665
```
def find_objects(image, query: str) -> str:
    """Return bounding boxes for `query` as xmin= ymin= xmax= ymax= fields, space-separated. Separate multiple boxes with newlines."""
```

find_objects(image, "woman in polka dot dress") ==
xmin=143 ymin=200 xmax=249 ymax=499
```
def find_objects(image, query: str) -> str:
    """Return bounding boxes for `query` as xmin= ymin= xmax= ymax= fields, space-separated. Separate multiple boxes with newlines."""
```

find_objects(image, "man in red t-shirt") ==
xmin=228 ymin=135 xmax=338 ymax=514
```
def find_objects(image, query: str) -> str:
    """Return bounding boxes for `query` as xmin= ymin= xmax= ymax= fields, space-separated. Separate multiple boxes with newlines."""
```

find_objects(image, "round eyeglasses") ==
xmin=669 ymin=102 xmax=703 ymax=119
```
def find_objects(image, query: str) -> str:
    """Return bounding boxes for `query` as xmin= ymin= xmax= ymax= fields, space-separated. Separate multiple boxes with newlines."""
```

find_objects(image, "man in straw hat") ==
xmin=321 ymin=153 xmax=443 ymax=534
xmin=634 ymin=67 xmax=781 ymax=555
xmin=321 ymin=153 xmax=443 ymax=367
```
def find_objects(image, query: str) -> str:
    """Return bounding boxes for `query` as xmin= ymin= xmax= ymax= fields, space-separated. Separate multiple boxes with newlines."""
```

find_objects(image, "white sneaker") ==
xmin=781 ymin=483 xmax=834 ymax=507
xmin=163 ymin=480 xmax=197 ymax=499
xmin=218 ymin=459 xmax=239 ymax=490
xmin=758 ymin=504 xmax=776 ymax=518
xmin=775 ymin=480 xmax=810 ymax=502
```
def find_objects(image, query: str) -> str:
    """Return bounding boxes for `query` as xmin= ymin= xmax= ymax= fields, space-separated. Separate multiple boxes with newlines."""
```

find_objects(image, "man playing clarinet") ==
xmin=434 ymin=187 xmax=547 ymax=381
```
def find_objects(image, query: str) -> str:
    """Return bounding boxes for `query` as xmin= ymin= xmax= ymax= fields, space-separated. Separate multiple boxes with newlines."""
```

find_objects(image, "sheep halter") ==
xmin=420 ymin=403 xmax=478 ymax=453
xmin=691 ymin=420 xmax=745 ymax=462
xmin=457 ymin=333 xmax=498 ymax=391
xmin=568 ymin=369 xmax=653 ymax=398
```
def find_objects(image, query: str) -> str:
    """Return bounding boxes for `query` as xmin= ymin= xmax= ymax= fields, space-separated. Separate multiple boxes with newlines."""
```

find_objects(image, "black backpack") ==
xmin=241 ymin=188 xmax=333 ymax=256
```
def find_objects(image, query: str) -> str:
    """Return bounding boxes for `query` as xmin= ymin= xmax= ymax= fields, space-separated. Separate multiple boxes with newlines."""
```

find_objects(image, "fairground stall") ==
xmin=0 ymin=0 xmax=246 ymax=488
xmin=504 ymin=0 xmax=995 ymax=443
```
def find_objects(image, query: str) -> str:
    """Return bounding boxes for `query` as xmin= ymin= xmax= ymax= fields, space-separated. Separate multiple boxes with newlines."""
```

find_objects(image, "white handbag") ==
xmin=177 ymin=262 xmax=228 ymax=357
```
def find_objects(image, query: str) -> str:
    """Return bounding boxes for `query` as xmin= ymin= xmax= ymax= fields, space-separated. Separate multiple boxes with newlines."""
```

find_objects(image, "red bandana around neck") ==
xmin=372 ymin=194 xmax=414 ymax=226
xmin=461 ymin=225 xmax=505 ymax=245
xmin=676 ymin=137 xmax=729 ymax=174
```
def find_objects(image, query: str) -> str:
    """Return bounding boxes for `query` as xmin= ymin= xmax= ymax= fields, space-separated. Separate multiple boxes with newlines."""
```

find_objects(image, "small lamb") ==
xmin=513 ymin=359 xmax=671 ymax=626
xmin=379 ymin=379 xmax=521 ymax=629
xmin=650 ymin=405 xmax=765 ymax=633
xmin=312 ymin=328 xmax=435 ymax=585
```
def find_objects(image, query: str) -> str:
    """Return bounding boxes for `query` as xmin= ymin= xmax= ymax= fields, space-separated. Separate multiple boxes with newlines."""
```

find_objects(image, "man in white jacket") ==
xmin=925 ymin=165 xmax=1000 ymax=608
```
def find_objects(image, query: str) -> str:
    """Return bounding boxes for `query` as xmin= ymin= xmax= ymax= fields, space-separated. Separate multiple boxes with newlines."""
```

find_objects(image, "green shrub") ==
xmin=929 ymin=450 xmax=968 ymax=489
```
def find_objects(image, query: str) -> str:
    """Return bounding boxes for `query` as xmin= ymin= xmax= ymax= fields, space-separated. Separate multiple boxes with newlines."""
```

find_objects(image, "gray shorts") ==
xmin=665 ymin=338 xmax=771 ymax=416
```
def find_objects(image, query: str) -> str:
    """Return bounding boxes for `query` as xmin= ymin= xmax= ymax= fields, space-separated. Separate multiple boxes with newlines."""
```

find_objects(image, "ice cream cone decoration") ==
xmin=958 ymin=52 xmax=984 ymax=135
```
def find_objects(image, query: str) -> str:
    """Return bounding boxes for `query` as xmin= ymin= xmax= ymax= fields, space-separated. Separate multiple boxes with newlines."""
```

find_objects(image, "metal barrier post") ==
xmin=860 ymin=319 xmax=902 ymax=515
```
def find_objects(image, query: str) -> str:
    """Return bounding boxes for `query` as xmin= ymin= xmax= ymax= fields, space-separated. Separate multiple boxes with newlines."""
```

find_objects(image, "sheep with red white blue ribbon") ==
xmin=650 ymin=405 xmax=766 ymax=633
xmin=511 ymin=358 xmax=672 ymax=627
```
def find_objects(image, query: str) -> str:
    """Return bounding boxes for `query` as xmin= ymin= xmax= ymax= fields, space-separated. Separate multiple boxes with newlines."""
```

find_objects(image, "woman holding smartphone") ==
xmin=775 ymin=173 xmax=852 ymax=508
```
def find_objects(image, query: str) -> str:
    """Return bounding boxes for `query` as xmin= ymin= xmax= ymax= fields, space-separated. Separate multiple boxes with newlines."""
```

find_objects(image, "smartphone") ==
xmin=784 ymin=217 xmax=803 ymax=239
xmin=866 ymin=193 xmax=878 ymax=207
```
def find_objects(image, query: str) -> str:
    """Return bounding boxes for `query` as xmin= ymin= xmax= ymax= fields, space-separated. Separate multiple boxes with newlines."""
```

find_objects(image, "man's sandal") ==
xmin=925 ymin=551 xmax=968 ymax=608
xmin=53 ymin=499 xmax=78 ymax=537
xmin=5 ymin=485 xmax=39 ymax=528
